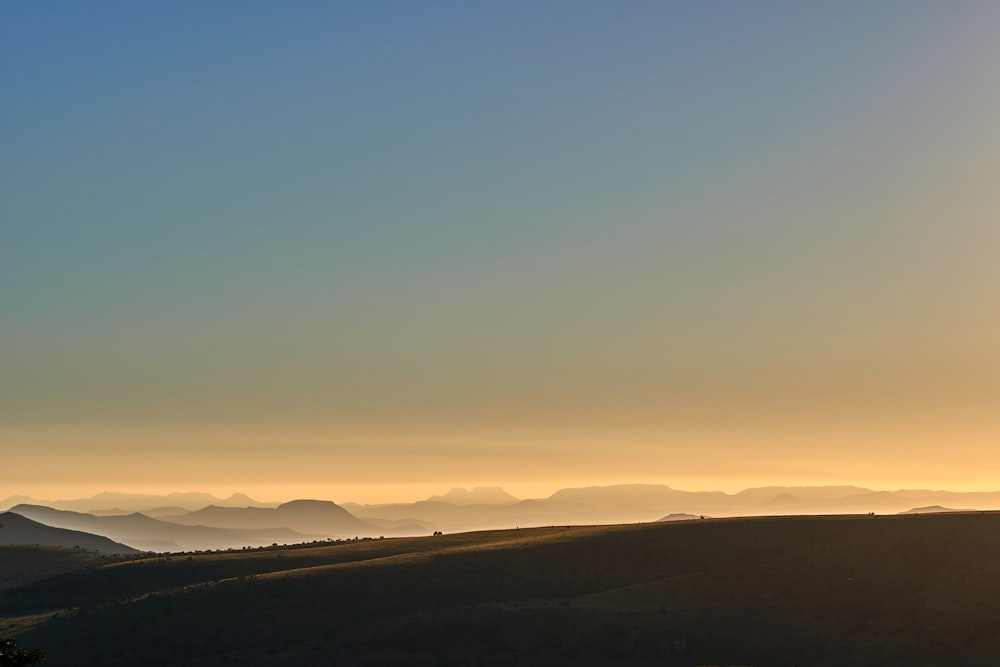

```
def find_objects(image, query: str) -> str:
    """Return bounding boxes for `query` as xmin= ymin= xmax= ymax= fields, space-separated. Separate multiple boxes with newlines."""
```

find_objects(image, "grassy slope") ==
xmin=0 ymin=546 xmax=119 ymax=591
xmin=4 ymin=514 xmax=1000 ymax=666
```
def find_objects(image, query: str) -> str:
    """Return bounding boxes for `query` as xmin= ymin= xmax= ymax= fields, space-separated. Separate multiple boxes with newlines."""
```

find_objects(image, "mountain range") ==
xmin=8 ymin=504 xmax=318 ymax=552
xmin=156 ymin=499 xmax=386 ymax=536
xmin=343 ymin=484 xmax=1000 ymax=532
xmin=7 ymin=484 xmax=1000 ymax=553
xmin=0 ymin=491 xmax=276 ymax=514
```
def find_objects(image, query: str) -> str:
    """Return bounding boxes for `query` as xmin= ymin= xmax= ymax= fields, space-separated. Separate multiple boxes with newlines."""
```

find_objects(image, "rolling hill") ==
xmin=0 ymin=512 xmax=140 ymax=555
xmin=8 ymin=505 xmax=317 ymax=552
xmin=0 ymin=546 xmax=127 ymax=591
xmin=159 ymin=499 xmax=384 ymax=537
xmin=4 ymin=512 xmax=1000 ymax=665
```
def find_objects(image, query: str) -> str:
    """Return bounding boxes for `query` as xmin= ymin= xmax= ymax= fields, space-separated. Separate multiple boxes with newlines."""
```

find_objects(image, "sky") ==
xmin=3 ymin=1 xmax=999 ymax=503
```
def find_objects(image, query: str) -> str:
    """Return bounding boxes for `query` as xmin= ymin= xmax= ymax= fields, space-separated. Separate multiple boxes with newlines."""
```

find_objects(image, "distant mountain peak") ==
xmin=223 ymin=492 xmax=263 ymax=506
xmin=427 ymin=487 xmax=519 ymax=505
xmin=278 ymin=499 xmax=339 ymax=509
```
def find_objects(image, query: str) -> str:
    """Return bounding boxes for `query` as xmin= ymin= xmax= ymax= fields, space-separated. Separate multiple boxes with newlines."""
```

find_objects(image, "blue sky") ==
xmin=3 ymin=2 xmax=999 ymax=500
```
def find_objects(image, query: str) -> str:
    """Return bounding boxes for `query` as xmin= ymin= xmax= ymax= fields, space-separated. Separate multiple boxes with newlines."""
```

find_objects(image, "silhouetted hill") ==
xmin=657 ymin=513 xmax=704 ymax=521
xmin=899 ymin=505 xmax=967 ymax=514
xmin=161 ymin=499 xmax=381 ymax=537
xmin=0 ymin=512 xmax=139 ymax=555
xmin=9 ymin=505 xmax=315 ymax=552
xmin=7 ymin=513 xmax=1000 ymax=665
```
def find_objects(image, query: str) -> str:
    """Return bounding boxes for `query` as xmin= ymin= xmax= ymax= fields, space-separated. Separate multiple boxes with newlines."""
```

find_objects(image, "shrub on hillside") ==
xmin=0 ymin=636 xmax=45 ymax=666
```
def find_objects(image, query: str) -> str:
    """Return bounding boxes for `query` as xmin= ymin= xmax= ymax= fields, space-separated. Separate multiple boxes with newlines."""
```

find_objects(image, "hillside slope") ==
xmin=0 ymin=546 xmax=125 ymax=591
xmin=9 ymin=505 xmax=315 ymax=552
xmin=5 ymin=512 xmax=1000 ymax=665
xmin=0 ymin=512 xmax=140 ymax=555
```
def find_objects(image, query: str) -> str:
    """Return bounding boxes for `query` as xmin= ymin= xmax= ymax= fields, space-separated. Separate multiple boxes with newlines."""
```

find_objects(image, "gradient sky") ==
xmin=3 ymin=2 xmax=999 ymax=503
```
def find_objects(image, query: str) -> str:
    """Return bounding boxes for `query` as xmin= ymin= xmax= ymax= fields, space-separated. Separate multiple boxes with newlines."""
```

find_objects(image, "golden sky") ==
xmin=3 ymin=3 xmax=999 ymax=502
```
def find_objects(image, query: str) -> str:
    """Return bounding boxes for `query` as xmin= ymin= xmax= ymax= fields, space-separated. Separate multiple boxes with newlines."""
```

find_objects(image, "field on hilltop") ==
xmin=4 ymin=512 xmax=1000 ymax=665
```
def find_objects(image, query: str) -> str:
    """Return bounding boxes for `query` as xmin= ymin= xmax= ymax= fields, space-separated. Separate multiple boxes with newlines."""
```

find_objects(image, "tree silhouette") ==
xmin=0 ymin=637 xmax=45 ymax=666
